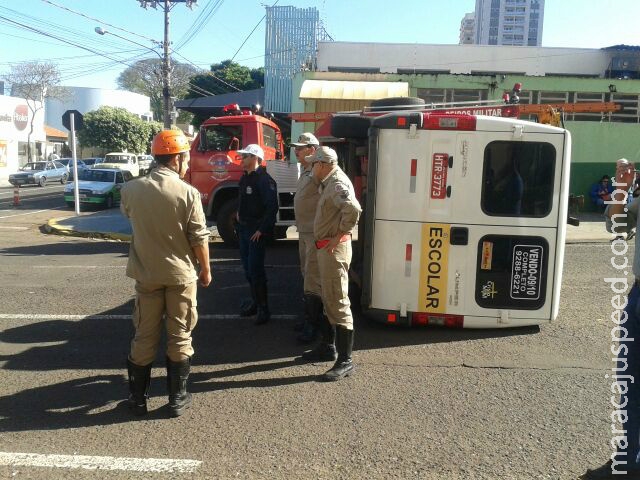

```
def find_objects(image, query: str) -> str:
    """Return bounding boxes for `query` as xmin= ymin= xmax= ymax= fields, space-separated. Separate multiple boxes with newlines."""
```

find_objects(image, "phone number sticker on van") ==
xmin=418 ymin=224 xmax=450 ymax=313
xmin=430 ymin=154 xmax=448 ymax=199
xmin=510 ymin=245 xmax=544 ymax=300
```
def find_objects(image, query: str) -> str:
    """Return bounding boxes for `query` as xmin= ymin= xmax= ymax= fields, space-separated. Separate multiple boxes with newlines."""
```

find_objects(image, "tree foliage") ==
xmin=117 ymin=59 xmax=198 ymax=123
xmin=2 ymin=61 xmax=66 ymax=161
xmin=77 ymin=106 xmax=162 ymax=154
xmin=187 ymin=60 xmax=264 ymax=98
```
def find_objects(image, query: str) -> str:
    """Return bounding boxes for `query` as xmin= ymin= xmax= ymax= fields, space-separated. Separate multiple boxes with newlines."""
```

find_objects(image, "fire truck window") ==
xmin=262 ymin=125 xmax=278 ymax=150
xmin=204 ymin=126 xmax=243 ymax=151
xmin=481 ymin=141 xmax=556 ymax=217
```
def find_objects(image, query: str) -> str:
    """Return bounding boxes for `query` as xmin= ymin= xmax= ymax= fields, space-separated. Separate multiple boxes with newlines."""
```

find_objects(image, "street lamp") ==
xmin=95 ymin=26 xmax=171 ymax=128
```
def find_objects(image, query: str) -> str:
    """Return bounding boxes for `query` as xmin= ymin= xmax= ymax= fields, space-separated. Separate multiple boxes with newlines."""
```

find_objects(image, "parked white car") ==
xmin=98 ymin=152 xmax=140 ymax=177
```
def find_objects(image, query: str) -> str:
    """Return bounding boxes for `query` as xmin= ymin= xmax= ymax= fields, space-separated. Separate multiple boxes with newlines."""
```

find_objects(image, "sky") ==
xmin=1 ymin=0 xmax=639 ymax=91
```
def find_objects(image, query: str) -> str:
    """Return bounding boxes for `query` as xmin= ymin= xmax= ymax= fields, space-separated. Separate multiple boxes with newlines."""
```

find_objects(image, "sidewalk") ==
xmin=43 ymin=209 xmax=615 ymax=243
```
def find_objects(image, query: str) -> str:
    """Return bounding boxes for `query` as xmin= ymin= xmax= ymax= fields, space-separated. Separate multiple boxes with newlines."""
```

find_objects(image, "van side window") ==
xmin=204 ymin=125 xmax=243 ymax=151
xmin=481 ymin=141 xmax=556 ymax=217
xmin=262 ymin=124 xmax=278 ymax=150
xmin=116 ymin=172 xmax=124 ymax=184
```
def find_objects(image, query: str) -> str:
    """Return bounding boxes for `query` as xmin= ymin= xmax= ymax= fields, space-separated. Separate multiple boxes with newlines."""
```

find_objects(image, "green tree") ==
xmin=117 ymin=59 xmax=198 ymax=123
xmin=77 ymin=106 xmax=162 ymax=154
xmin=187 ymin=60 xmax=264 ymax=98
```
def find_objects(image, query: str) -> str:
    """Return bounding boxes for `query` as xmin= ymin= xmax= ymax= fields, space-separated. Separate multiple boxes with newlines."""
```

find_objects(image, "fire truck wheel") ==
xmin=370 ymin=96 xmax=425 ymax=111
xmin=331 ymin=115 xmax=371 ymax=139
xmin=217 ymin=199 xmax=239 ymax=245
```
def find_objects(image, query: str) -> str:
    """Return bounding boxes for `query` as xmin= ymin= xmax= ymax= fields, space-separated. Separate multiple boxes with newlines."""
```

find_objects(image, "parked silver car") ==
xmin=63 ymin=159 xmax=88 ymax=181
xmin=8 ymin=161 xmax=68 ymax=187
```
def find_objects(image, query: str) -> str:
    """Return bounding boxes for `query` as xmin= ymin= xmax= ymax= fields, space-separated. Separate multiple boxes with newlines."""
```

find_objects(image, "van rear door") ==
xmin=363 ymin=113 xmax=570 ymax=327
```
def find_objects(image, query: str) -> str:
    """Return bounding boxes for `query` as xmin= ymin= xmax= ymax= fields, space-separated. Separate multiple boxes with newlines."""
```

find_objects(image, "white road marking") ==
xmin=0 ymin=185 xmax=65 ymax=196
xmin=31 ymin=265 xmax=127 ymax=269
xmin=0 ymin=226 xmax=29 ymax=230
xmin=0 ymin=313 xmax=297 ymax=321
xmin=0 ymin=207 xmax=66 ymax=219
xmin=0 ymin=193 xmax=63 ymax=204
xmin=0 ymin=451 xmax=201 ymax=473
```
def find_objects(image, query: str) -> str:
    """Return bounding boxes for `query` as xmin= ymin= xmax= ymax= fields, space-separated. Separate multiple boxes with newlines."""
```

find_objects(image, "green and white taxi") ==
xmin=64 ymin=168 xmax=134 ymax=209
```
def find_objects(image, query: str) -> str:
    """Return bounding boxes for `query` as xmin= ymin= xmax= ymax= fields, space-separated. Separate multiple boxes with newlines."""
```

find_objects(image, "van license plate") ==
xmin=430 ymin=153 xmax=448 ymax=199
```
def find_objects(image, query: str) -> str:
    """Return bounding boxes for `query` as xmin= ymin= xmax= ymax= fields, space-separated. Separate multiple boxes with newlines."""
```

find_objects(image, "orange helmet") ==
xmin=151 ymin=129 xmax=190 ymax=155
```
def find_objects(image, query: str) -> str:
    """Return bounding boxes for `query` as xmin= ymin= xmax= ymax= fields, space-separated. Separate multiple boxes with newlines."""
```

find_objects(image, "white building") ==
xmin=45 ymin=86 xmax=153 ymax=131
xmin=474 ymin=0 xmax=544 ymax=46
xmin=317 ymin=42 xmax=614 ymax=77
xmin=459 ymin=12 xmax=475 ymax=45
xmin=0 ymin=95 xmax=46 ymax=181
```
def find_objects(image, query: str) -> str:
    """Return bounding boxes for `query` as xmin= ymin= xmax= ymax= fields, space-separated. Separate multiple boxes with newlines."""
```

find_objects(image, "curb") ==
xmin=44 ymin=217 xmax=132 ymax=242
xmin=43 ymin=218 xmax=222 ymax=243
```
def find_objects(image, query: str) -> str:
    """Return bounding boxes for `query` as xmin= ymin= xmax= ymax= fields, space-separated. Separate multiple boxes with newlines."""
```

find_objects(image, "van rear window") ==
xmin=481 ymin=141 xmax=556 ymax=217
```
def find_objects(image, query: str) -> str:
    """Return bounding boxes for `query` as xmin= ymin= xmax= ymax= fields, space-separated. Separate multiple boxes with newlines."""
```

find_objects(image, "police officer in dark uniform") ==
xmin=237 ymin=144 xmax=279 ymax=325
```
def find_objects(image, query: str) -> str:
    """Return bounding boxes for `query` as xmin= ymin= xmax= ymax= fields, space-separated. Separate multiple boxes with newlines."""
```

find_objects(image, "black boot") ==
xmin=298 ymin=315 xmax=337 ymax=362
xmin=166 ymin=357 xmax=192 ymax=418
xmin=127 ymin=359 xmax=151 ymax=416
xmin=297 ymin=294 xmax=321 ymax=344
xmin=322 ymin=326 xmax=354 ymax=381
xmin=240 ymin=282 xmax=257 ymax=317
xmin=254 ymin=280 xmax=271 ymax=325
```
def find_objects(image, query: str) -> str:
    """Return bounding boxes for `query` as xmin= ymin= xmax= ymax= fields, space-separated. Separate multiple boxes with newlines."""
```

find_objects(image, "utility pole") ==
xmin=138 ymin=0 xmax=197 ymax=128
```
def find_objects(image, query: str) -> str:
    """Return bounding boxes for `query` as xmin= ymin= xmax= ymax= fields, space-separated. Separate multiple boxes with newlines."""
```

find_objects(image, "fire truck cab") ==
xmin=187 ymin=104 xmax=298 ymax=243
xmin=331 ymin=106 xmax=572 ymax=328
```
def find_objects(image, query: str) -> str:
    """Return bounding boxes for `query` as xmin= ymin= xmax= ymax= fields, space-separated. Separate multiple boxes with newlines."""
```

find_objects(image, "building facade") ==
xmin=474 ymin=0 xmax=544 ymax=46
xmin=45 ymin=86 xmax=152 ymax=132
xmin=459 ymin=12 xmax=475 ymax=45
xmin=0 ymin=95 xmax=46 ymax=181
xmin=292 ymin=42 xmax=640 ymax=208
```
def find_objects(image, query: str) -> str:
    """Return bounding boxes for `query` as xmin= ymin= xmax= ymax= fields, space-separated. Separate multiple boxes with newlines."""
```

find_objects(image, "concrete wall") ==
xmin=317 ymin=42 xmax=610 ymax=77
xmin=45 ymin=87 xmax=152 ymax=131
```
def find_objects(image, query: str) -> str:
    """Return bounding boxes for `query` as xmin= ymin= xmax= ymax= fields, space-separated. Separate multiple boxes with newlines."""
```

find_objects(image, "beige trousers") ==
xmin=317 ymin=241 xmax=354 ymax=330
xmin=298 ymin=232 xmax=322 ymax=297
xmin=129 ymin=281 xmax=198 ymax=366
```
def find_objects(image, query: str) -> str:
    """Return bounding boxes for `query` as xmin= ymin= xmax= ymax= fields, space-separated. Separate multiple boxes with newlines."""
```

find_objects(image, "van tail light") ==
xmin=411 ymin=312 xmax=464 ymax=328
xmin=386 ymin=313 xmax=397 ymax=324
xmin=424 ymin=114 xmax=476 ymax=131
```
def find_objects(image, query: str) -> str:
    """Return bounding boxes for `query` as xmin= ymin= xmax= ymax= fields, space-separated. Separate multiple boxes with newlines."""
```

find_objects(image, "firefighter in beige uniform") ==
xmin=291 ymin=133 xmax=324 ymax=344
xmin=306 ymin=146 xmax=361 ymax=381
xmin=121 ymin=129 xmax=211 ymax=418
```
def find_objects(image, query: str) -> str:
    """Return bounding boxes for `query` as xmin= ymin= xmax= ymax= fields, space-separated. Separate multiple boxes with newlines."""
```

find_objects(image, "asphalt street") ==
xmin=0 ymin=191 xmax=626 ymax=479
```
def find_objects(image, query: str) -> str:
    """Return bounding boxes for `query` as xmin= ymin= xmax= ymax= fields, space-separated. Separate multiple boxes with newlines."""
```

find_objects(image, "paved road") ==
xmin=0 ymin=206 xmax=625 ymax=479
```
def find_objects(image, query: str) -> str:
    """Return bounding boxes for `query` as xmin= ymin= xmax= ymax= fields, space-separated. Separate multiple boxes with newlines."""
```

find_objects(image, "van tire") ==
xmin=331 ymin=115 xmax=371 ymax=139
xmin=217 ymin=199 xmax=239 ymax=245
xmin=369 ymin=97 xmax=425 ymax=111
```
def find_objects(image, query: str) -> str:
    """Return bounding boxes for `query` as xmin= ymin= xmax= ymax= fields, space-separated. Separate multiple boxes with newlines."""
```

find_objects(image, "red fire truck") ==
xmin=186 ymin=104 xmax=298 ymax=243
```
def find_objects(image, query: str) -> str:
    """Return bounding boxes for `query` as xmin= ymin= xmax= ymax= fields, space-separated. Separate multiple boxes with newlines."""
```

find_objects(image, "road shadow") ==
xmin=0 ymin=240 xmax=540 ymax=432
xmin=0 ymin=241 xmax=129 ymax=257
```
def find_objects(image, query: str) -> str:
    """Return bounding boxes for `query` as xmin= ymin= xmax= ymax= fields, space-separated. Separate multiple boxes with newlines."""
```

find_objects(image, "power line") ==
xmin=230 ymin=0 xmax=279 ymax=62
xmin=172 ymin=50 xmax=241 ymax=92
xmin=174 ymin=0 xmax=224 ymax=51
xmin=40 ymin=0 xmax=159 ymax=44
xmin=0 ymin=6 xmax=131 ymax=53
